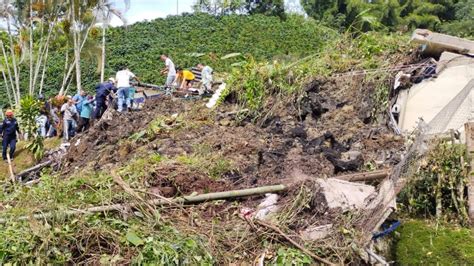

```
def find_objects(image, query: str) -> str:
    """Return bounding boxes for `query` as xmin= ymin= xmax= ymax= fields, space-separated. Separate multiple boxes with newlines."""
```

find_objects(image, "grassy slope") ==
xmin=395 ymin=220 xmax=474 ymax=264
xmin=0 ymin=138 xmax=61 ymax=180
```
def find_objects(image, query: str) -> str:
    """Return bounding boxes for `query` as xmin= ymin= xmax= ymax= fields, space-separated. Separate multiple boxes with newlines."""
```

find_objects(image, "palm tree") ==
xmin=95 ymin=0 xmax=129 ymax=83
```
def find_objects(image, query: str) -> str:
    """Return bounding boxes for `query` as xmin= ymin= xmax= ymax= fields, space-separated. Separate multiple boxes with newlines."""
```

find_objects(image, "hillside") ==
xmin=22 ymin=14 xmax=337 ymax=105
xmin=1 ymin=3 xmax=473 ymax=264
xmin=0 ymin=27 xmax=417 ymax=263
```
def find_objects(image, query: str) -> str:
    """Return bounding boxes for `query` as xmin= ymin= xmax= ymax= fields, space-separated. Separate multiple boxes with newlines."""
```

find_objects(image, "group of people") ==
xmin=160 ymin=54 xmax=213 ymax=93
xmin=1 ymin=56 xmax=214 ymax=161
xmin=35 ymin=65 xmax=141 ymax=142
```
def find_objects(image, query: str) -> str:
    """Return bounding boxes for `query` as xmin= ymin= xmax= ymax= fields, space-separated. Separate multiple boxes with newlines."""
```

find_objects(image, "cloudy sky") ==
xmin=110 ymin=0 xmax=305 ymax=26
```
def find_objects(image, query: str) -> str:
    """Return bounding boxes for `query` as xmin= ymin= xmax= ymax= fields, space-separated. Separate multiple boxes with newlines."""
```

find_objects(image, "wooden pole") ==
xmin=465 ymin=122 xmax=474 ymax=221
xmin=0 ymin=184 xmax=286 ymax=224
xmin=6 ymin=153 xmax=15 ymax=183
xmin=332 ymin=170 xmax=389 ymax=182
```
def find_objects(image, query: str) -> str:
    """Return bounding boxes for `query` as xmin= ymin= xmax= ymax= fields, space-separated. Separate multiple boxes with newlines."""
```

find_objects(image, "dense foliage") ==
xmin=0 ymin=13 xmax=335 ymax=107
xmin=301 ymin=0 xmax=474 ymax=34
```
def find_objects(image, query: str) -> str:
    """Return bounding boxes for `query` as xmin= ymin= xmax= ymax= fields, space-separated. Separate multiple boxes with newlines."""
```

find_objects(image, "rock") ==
xmin=313 ymin=178 xmax=375 ymax=211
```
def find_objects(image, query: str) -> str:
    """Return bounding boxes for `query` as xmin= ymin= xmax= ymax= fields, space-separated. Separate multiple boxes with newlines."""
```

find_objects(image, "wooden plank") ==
xmin=465 ymin=122 xmax=474 ymax=221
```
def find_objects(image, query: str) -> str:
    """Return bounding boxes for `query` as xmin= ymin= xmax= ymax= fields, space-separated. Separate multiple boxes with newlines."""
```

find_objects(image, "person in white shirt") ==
xmin=60 ymin=98 xmax=78 ymax=141
xmin=115 ymin=66 xmax=140 ymax=112
xmin=160 ymin=54 xmax=176 ymax=86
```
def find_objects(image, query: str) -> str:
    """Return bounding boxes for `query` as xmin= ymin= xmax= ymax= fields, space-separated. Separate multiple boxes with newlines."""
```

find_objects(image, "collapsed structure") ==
xmin=394 ymin=29 xmax=474 ymax=137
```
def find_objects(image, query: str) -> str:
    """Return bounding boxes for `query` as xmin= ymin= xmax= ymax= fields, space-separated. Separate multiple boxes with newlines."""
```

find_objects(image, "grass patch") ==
xmin=0 ymin=138 xmax=62 ymax=180
xmin=395 ymin=220 xmax=474 ymax=265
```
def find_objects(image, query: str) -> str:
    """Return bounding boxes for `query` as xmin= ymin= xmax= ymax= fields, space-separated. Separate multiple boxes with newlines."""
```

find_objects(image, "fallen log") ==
xmin=332 ymin=169 xmax=389 ymax=182
xmin=16 ymin=160 xmax=52 ymax=179
xmin=0 ymin=184 xmax=286 ymax=224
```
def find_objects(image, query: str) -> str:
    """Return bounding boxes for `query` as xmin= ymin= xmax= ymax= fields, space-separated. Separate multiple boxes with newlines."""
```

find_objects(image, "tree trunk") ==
xmin=60 ymin=22 xmax=96 ymax=95
xmin=71 ymin=8 xmax=82 ymax=94
xmin=29 ymin=3 xmax=34 ymax=95
xmin=100 ymin=23 xmax=106 ymax=83
xmin=6 ymin=16 xmax=21 ymax=103
xmin=1 ymin=41 xmax=18 ymax=105
xmin=59 ymin=49 xmax=70 ymax=95
xmin=1 ymin=69 xmax=13 ymax=106
xmin=39 ymin=43 xmax=50 ymax=95
xmin=32 ymin=21 xmax=53 ymax=94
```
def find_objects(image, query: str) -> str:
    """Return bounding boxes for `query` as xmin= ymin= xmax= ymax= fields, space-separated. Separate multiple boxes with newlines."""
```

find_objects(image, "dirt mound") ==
xmin=64 ymin=98 xmax=185 ymax=170
xmin=63 ymin=76 xmax=403 ymax=192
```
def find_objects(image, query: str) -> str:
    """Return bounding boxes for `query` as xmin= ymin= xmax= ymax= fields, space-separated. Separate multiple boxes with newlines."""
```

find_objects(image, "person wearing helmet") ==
xmin=1 ymin=110 xmax=21 ymax=161
xmin=94 ymin=77 xmax=117 ymax=119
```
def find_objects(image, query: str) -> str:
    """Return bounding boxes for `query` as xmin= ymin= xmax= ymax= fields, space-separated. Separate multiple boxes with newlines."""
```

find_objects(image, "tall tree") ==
xmin=66 ymin=0 xmax=98 ymax=94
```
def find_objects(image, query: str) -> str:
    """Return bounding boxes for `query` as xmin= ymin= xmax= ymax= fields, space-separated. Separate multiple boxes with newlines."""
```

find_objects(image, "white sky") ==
xmin=110 ymin=0 xmax=196 ymax=26
xmin=110 ymin=0 xmax=305 ymax=27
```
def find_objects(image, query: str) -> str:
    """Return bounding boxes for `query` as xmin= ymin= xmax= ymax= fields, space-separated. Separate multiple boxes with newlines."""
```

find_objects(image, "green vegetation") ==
xmin=398 ymin=140 xmax=469 ymax=225
xmin=301 ymin=0 xmax=473 ymax=34
xmin=0 ymin=13 xmax=337 ymax=107
xmin=0 ymin=138 xmax=61 ymax=180
xmin=222 ymin=31 xmax=410 ymax=119
xmin=395 ymin=220 xmax=474 ymax=265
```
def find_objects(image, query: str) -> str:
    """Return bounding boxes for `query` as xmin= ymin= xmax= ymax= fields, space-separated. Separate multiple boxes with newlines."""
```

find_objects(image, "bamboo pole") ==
xmin=332 ymin=170 xmax=389 ymax=182
xmin=0 ymin=185 xmax=286 ymax=224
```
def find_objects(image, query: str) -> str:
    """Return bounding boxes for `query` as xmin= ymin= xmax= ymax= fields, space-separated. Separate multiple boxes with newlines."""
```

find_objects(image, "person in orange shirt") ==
xmin=175 ymin=67 xmax=195 ymax=90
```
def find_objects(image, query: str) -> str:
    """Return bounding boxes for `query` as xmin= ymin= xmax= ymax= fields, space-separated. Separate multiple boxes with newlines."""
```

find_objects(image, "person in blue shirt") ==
xmin=72 ymin=90 xmax=87 ymax=114
xmin=94 ymin=78 xmax=116 ymax=119
xmin=1 ymin=110 xmax=21 ymax=161
xmin=77 ymin=96 xmax=95 ymax=132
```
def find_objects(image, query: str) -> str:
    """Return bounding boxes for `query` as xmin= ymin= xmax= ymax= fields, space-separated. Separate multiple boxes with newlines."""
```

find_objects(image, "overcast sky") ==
xmin=110 ymin=0 xmax=305 ymax=26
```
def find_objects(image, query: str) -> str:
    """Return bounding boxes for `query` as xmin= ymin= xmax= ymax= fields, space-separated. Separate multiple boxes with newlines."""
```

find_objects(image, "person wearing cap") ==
xmin=0 ymin=110 xmax=21 ymax=161
xmin=115 ymin=66 xmax=140 ymax=112
xmin=94 ymin=77 xmax=117 ymax=119
xmin=60 ymin=98 xmax=78 ymax=141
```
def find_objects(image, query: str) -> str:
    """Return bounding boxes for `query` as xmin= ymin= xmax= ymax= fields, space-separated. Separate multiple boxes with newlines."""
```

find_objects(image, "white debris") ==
xmin=315 ymin=178 xmax=375 ymax=211
xmin=206 ymin=83 xmax=226 ymax=109
xmin=255 ymin=193 xmax=279 ymax=220
xmin=74 ymin=138 xmax=81 ymax=147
